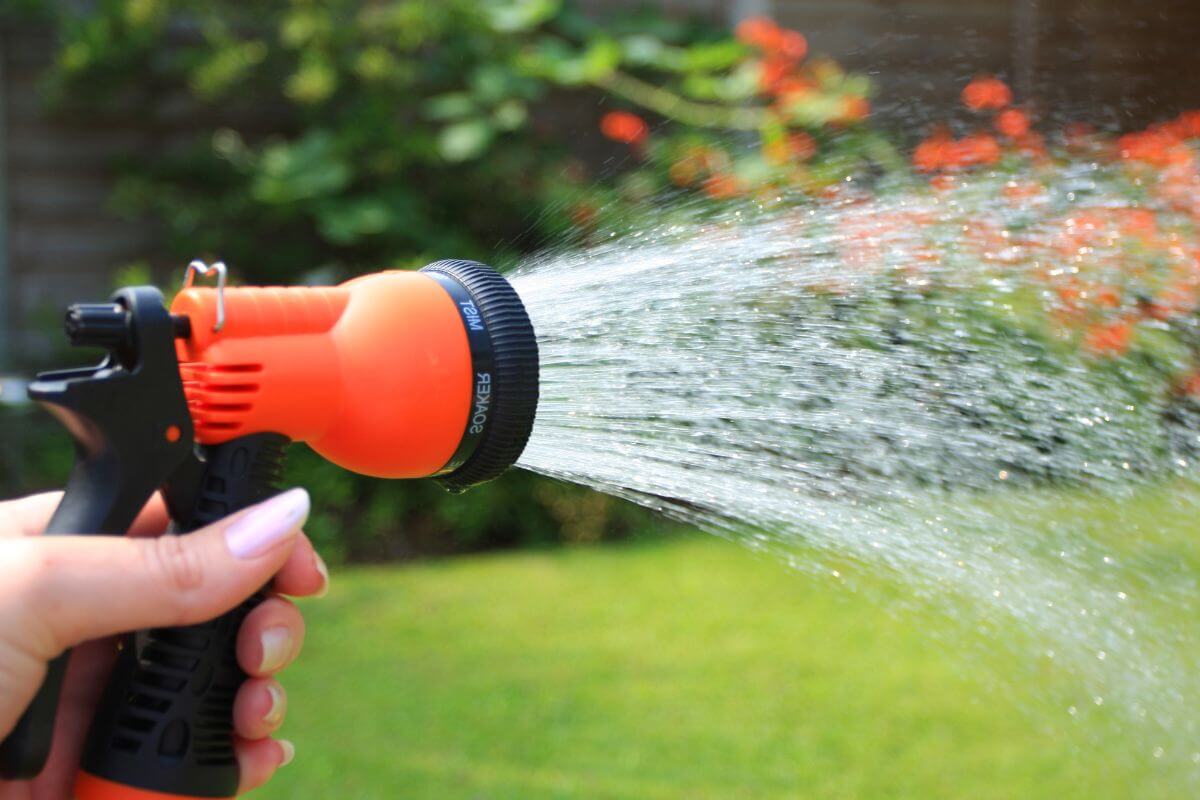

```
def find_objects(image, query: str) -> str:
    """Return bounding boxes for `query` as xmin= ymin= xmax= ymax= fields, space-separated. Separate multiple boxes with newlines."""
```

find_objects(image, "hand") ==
xmin=0 ymin=488 xmax=328 ymax=799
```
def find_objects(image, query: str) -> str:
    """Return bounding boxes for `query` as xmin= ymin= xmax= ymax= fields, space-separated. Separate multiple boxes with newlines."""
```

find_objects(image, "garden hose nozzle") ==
xmin=0 ymin=260 xmax=538 ymax=798
xmin=171 ymin=260 xmax=540 ymax=490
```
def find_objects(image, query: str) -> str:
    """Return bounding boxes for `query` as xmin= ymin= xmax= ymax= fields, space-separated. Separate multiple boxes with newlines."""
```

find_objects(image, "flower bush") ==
xmin=7 ymin=4 xmax=1200 ymax=553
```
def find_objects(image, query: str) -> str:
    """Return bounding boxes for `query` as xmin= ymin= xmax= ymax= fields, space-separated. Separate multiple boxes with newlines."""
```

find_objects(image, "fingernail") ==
xmin=263 ymin=682 xmax=287 ymax=729
xmin=278 ymin=739 xmax=296 ymax=767
xmin=226 ymin=488 xmax=310 ymax=559
xmin=259 ymin=626 xmax=294 ymax=673
xmin=313 ymin=551 xmax=331 ymax=598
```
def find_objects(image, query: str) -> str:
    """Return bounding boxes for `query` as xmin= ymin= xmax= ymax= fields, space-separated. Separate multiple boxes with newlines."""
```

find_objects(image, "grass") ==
xmin=261 ymin=510 xmax=1198 ymax=799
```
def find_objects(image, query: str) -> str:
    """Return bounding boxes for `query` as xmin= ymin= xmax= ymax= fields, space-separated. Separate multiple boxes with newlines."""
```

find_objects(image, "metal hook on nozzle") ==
xmin=182 ymin=260 xmax=228 ymax=333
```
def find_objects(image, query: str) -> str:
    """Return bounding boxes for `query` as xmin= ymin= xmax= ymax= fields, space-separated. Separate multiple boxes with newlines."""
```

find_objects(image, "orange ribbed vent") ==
xmin=179 ymin=362 xmax=263 ymax=436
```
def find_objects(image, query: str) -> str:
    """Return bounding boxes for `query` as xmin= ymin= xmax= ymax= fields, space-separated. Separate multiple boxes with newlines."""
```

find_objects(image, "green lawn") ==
xmin=261 ymin=520 xmax=1197 ymax=799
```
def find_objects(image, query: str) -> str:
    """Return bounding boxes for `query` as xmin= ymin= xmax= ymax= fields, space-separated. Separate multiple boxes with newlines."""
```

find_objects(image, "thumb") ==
xmin=21 ymin=488 xmax=310 ymax=657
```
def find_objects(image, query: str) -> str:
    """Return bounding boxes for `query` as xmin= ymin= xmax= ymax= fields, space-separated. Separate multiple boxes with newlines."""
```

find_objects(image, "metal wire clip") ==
xmin=182 ymin=260 xmax=228 ymax=333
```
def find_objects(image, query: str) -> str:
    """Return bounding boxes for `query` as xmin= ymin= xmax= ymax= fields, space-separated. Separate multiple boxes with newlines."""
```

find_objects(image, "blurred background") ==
xmin=2 ymin=1 xmax=1200 ymax=797
xmin=3 ymin=0 xmax=1199 ymax=560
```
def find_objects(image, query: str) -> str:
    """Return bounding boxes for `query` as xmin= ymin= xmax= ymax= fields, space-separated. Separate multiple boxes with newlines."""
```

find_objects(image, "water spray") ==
xmin=0 ymin=261 xmax=539 ymax=798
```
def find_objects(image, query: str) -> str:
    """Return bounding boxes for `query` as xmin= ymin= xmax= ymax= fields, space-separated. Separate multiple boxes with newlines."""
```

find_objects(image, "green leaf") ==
xmin=425 ymin=93 xmax=477 ymax=121
xmin=286 ymin=53 xmax=338 ymax=104
xmin=487 ymin=0 xmax=561 ymax=33
xmin=189 ymin=40 xmax=267 ymax=101
xmin=620 ymin=34 xmax=663 ymax=66
xmin=251 ymin=131 xmax=351 ymax=205
xmin=437 ymin=120 xmax=494 ymax=162
xmin=681 ymin=40 xmax=748 ymax=72
xmin=492 ymin=100 xmax=529 ymax=131
xmin=316 ymin=197 xmax=394 ymax=245
xmin=580 ymin=37 xmax=621 ymax=81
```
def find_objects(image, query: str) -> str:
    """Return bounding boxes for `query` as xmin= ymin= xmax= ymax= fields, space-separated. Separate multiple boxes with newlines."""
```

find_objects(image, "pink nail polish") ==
xmin=225 ymin=488 xmax=310 ymax=559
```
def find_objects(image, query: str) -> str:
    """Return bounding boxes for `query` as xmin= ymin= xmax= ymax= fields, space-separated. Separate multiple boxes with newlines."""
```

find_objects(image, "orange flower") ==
xmin=996 ymin=108 xmax=1030 ymax=138
xmin=1180 ymin=370 xmax=1200 ymax=398
xmin=736 ymin=16 xmax=783 ymax=50
xmin=1117 ymin=128 xmax=1189 ymax=168
xmin=952 ymin=134 xmax=1001 ymax=168
xmin=788 ymin=131 xmax=817 ymax=160
xmin=836 ymin=96 xmax=870 ymax=123
xmin=1175 ymin=110 xmax=1200 ymax=139
xmin=702 ymin=172 xmax=743 ymax=199
xmin=668 ymin=157 xmax=701 ymax=186
xmin=961 ymin=76 xmax=1012 ymax=111
xmin=600 ymin=111 xmax=648 ymax=145
xmin=763 ymin=138 xmax=789 ymax=165
xmin=736 ymin=16 xmax=807 ymax=62
xmin=1093 ymin=285 xmax=1122 ymax=308
xmin=913 ymin=130 xmax=952 ymax=172
xmin=929 ymin=173 xmax=957 ymax=191
xmin=776 ymin=30 xmax=808 ymax=61
xmin=759 ymin=57 xmax=794 ymax=93
xmin=1084 ymin=321 xmax=1132 ymax=357
xmin=569 ymin=202 xmax=598 ymax=229
xmin=765 ymin=130 xmax=817 ymax=164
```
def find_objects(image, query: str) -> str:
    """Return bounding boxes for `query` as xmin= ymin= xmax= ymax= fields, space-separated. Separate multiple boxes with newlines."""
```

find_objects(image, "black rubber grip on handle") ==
xmin=79 ymin=434 xmax=289 ymax=798
xmin=0 ymin=415 xmax=184 ymax=779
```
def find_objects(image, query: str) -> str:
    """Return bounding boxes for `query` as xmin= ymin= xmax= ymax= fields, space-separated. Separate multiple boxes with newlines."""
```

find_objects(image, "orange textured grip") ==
xmin=170 ymin=271 xmax=474 ymax=478
xmin=74 ymin=771 xmax=230 ymax=800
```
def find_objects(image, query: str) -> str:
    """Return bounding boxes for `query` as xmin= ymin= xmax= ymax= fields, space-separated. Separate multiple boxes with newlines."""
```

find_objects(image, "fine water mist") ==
xmin=509 ymin=166 xmax=1200 ymax=783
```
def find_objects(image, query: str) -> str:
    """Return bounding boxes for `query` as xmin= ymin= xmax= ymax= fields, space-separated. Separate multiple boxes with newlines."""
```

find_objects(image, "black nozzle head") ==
xmin=420 ymin=260 xmax=539 ymax=492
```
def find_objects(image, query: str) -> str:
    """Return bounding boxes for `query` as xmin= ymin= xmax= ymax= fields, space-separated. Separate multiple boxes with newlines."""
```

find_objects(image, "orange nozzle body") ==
xmin=170 ymin=271 xmax=473 ymax=479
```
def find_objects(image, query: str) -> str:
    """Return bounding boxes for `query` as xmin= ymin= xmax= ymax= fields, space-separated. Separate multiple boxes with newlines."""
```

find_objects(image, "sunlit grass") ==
xmin=262 ymin=502 xmax=1197 ymax=799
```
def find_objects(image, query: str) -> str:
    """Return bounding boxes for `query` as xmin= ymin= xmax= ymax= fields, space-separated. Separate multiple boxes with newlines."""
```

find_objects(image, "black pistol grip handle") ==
xmin=0 ymin=442 xmax=171 ymax=780
xmin=76 ymin=434 xmax=289 ymax=800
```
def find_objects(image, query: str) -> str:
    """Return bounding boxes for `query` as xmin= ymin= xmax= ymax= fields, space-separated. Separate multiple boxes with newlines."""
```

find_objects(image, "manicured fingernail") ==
xmin=226 ymin=488 xmax=310 ymax=559
xmin=278 ymin=739 xmax=295 ymax=767
xmin=259 ymin=626 xmax=294 ymax=673
xmin=313 ymin=551 xmax=330 ymax=598
xmin=263 ymin=682 xmax=287 ymax=728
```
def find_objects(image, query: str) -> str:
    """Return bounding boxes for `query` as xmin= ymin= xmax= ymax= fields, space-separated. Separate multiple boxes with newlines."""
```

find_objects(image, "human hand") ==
xmin=0 ymin=488 xmax=328 ymax=799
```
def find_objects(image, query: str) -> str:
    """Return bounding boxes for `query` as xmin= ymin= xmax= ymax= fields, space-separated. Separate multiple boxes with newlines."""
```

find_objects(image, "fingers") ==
xmin=233 ymin=677 xmax=287 ymax=740
xmin=0 ymin=491 xmax=61 ymax=537
xmin=272 ymin=534 xmax=330 ymax=598
xmin=237 ymin=596 xmax=306 ymax=677
xmin=0 ymin=491 xmax=170 ymax=539
xmin=235 ymin=736 xmax=294 ymax=794
xmin=16 ymin=488 xmax=310 ymax=657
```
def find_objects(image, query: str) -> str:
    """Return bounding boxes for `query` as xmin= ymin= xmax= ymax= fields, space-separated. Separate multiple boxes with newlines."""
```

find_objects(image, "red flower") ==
xmin=776 ymin=30 xmax=808 ymax=61
xmin=836 ymin=96 xmax=870 ymax=123
xmin=702 ymin=173 xmax=743 ymax=199
xmin=1084 ymin=321 xmax=1132 ymax=357
xmin=737 ymin=17 xmax=807 ymax=62
xmin=1118 ymin=127 xmax=1192 ymax=168
xmin=1176 ymin=110 xmax=1200 ymax=139
xmin=788 ymin=131 xmax=817 ymax=160
xmin=996 ymin=108 xmax=1030 ymax=138
xmin=1180 ymin=370 xmax=1200 ymax=398
xmin=952 ymin=134 xmax=1001 ymax=168
xmin=736 ymin=16 xmax=783 ymax=50
xmin=759 ymin=58 xmax=794 ymax=93
xmin=600 ymin=111 xmax=648 ymax=145
xmin=962 ymin=76 xmax=1012 ymax=111
xmin=913 ymin=130 xmax=952 ymax=172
